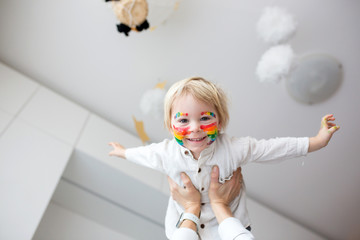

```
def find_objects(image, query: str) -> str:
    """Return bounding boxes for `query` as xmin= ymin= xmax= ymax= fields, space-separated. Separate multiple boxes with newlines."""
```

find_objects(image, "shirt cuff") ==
xmin=171 ymin=228 xmax=198 ymax=240
xmin=124 ymin=147 xmax=134 ymax=160
xmin=218 ymin=217 xmax=254 ymax=240
xmin=298 ymin=137 xmax=309 ymax=156
xmin=125 ymin=147 xmax=145 ymax=165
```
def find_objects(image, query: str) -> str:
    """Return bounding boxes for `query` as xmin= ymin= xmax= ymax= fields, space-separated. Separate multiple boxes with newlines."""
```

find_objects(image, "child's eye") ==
xmin=200 ymin=116 xmax=210 ymax=121
xmin=179 ymin=119 xmax=188 ymax=124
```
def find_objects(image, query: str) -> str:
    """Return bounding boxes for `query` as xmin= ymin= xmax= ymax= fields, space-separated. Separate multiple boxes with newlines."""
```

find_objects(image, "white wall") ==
xmin=247 ymin=199 xmax=325 ymax=240
xmin=0 ymin=62 xmax=326 ymax=239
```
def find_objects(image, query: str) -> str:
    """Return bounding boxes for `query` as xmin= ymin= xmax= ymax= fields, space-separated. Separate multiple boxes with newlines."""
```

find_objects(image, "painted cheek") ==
xmin=200 ymin=122 xmax=218 ymax=144
xmin=173 ymin=125 xmax=191 ymax=146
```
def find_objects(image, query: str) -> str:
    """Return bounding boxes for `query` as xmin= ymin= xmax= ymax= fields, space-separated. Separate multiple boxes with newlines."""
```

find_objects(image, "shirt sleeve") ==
xmin=236 ymin=136 xmax=309 ymax=165
xmin=171 ymin=228 xmax=199 ymax=240
xmin=125 ymin=140 xmax=170 ymax=173
xmin=218 ymin=217 xmax=255 ymax=240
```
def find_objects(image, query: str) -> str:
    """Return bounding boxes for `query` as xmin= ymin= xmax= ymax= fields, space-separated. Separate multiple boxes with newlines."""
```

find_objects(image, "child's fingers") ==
xmin=322 ymin=116 xmax=328 ymax=127
xmin=322 ymin=114 xmax=334 ymax=121
xmin=324 ymin=114 xmax=334 ymax=119
xmin=328 ymin=125 xmax=340 ymax=134
xmin=108 ymin=142 xmax=123 ymax=148
xmin=322 ymin=114 xmax=336 ymax=128
xmin=108 ymin=142 xmax=119 ymax=147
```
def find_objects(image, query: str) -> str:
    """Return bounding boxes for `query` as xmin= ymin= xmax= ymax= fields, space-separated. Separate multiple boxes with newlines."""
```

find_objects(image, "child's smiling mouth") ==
xmin=186 ymin=136 xmax=207 ymax=142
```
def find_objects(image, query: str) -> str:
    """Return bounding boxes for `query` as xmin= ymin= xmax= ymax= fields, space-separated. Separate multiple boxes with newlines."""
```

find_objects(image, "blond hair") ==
xmin=164 ymin=77 xmax=229 ymax=131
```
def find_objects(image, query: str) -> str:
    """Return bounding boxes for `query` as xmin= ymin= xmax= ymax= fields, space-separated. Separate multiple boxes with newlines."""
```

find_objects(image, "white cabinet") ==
xmin=0 ymin=119 xmax=73 ymax=240
xmin=0 ymin=110 xmax=13 ymax=135
xmin=0 ymin=62 xmax=38 ymax=115
xmin=0 ymin=62 xmax=167 ymax=240
xmin=18 ymin=86 xmax=89 ymax=146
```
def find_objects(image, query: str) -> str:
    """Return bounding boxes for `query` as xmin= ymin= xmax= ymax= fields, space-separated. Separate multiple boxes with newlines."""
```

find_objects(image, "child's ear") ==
xmin=169 ymin=124 xmax=174 ymax=133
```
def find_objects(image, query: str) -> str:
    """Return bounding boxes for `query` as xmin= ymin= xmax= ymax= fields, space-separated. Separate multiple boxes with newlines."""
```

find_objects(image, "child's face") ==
xmin=171 ymin=94 xmax=220 ymax=158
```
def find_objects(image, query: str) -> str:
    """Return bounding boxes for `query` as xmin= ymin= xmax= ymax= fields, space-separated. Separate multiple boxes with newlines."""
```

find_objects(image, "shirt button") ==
xmin=201 ymin=203 xmax=205 ymax=206
xmin=200 ymin=224 xmax=205 ymax=229
xmin=201 ymin=187 xmax=204 ymax=191
xmin=184 ymin=151 xmax=189 ymax=155
xmin=198 ymin=168 xmax=201 ymax=173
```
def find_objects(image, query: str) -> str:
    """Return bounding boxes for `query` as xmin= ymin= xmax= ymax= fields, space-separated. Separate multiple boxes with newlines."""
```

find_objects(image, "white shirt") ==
xmin=126 ymin=134 xmax=309 ymax=239
xmin=171 ymin=217 xmax=254 ymax=240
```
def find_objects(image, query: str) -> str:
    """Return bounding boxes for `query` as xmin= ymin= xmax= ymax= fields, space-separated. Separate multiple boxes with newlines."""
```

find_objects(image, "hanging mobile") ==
xmin=105 ymin=0 xmax=150 ymax=36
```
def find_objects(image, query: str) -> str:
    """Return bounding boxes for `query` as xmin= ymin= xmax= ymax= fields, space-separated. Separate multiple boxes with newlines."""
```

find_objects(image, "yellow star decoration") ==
xmin=174 ymin=1 xmax=180 ymax=10
xmin=155 ymin=80 xmax=167 ymax=89
xmin=132 ymin=115 xmax=150 ymax=145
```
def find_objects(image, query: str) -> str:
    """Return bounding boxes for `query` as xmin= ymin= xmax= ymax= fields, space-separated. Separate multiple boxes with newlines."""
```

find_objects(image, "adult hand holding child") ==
xmin=169 ymin=166 xmax=254 ymax=240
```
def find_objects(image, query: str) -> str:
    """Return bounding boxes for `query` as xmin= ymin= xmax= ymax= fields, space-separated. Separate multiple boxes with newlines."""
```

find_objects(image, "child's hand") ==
xmin=108 ymin=142 xmax=126 ymax=159
xmin=309 ymin=114 xmax=340 ymax=152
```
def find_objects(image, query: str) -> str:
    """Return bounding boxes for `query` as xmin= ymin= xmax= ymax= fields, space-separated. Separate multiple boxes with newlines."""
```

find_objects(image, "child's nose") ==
xmin=190 ymin=122 xmax=201 ymax=132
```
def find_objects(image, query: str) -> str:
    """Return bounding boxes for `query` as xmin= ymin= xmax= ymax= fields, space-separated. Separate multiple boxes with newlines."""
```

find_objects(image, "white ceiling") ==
xmin=1 ymin=0 xmax=360 ymax=239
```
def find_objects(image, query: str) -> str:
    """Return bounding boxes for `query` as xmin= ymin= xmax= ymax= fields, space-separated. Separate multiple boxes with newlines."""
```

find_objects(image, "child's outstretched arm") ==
xmin=108 ymin=142 xmax=126 ymax=159
xmin=308 ymin=114 xmax=340 ymax=152
xmin=108 ymin=141 xmax=167 ymax=173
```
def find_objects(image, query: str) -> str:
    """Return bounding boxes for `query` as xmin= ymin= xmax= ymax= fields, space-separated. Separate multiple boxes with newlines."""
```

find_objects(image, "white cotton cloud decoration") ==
xmin=257 ymin=6 xmax=297 ymax=45
xmin=140 ymin=88 xmax=166 ymax=119
xmin=256 ymin=44 xmax=295 ymax=83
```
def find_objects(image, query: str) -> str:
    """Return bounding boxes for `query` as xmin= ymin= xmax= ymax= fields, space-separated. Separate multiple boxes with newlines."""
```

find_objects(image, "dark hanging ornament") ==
xmin=136 ymin=20 xmax=150 ymax=31
xmin=117 ymin=23 xmax=131 ymax=36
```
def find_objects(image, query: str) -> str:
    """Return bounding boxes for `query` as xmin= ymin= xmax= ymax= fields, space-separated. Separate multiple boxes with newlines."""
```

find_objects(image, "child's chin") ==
xmin=186 ymin=144 xmax=209 ymax=154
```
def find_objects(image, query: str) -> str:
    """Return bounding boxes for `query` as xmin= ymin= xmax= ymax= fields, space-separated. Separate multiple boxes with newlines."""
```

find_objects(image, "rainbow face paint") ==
xmin=173 ymin=125 xmax=191 ymax=146
xmin=174 ymin=112 xmax=188 ymax=119
xmin=201 ymin=112 xmax=216 ymax=118
xmin=200 ymin=122 xmax=218 ymax=145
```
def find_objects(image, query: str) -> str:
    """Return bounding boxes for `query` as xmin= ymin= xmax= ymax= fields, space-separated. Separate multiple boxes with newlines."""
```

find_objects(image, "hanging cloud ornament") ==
xmin=139 ymin=86 xmax=166 ymax=119
xmin=286 ymin=54 xmax=343 ymax=104
xmin=256 ymin=44 xmax=295 ymax=83
xmin=257 ymin=6 xmax=297 ymax=45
